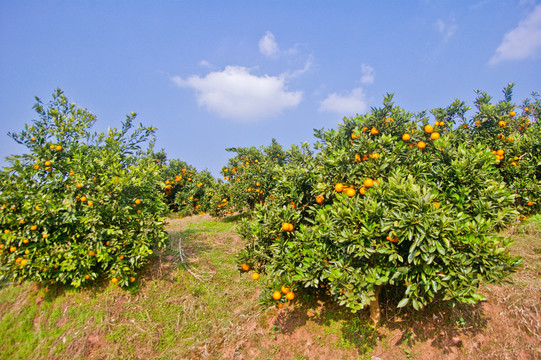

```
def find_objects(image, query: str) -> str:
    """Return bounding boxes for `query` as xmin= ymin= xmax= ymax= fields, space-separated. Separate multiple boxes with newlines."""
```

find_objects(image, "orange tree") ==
xmin=217 ymin=139 xmax=285 ymax=215
xmin=0 ymin=89 xmax=168 ymax=287
xmin=173 ymin=168 xmax=217 ymax=217
xmin=237 ymin=92 xmax=527 ymax=323
xmin=157 ymin=157 xmax=194 ymax=211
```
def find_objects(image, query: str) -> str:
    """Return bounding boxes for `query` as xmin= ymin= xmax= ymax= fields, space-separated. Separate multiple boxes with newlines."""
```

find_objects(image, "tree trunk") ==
xmin=369 ymin=285 xmax=382 ymax=326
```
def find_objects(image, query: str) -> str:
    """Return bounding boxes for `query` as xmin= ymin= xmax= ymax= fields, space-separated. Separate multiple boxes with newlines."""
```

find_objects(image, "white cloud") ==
xmin=360 ymin=64 xmax=375 ymax=84
xmin=435 ymin=19 xmax=457 ymax=42
xmin=172 ymin=66 xmax=302 ymax=122
xmin=489 ymin=4 xmax=541 ymax=64
xmin=319 ymin=87 xmax=369 ymax=116
xmin=259 ymin=31 xmax=280 ymax=57
xmin=198 ymin=60 xmax=212 ymax=68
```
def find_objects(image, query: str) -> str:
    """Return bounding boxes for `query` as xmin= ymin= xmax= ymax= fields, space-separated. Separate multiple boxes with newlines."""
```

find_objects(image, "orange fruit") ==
xmin=496 ymin=149 xmax=504 ymax=156
xmin=135 ymin=199 xmax=141 ymax=205
xmin=277 ymin=303 xmax=283 ymax=309
xmin=42 ymin=234 xmax=48 ymax=239
xmin=31 ymin=137 xmax=36 ymax=142
xmin=241 ymin=263 xmax=250 ymax=271
xmin=351 ymin=133 xmax=358 ymax=140
xmin=85 ymin=275 xmax=90 ymax=280
xmin=364 ymin=178 xmax=374 ymax=188
xmin=286 ymin=292 xmax=295 ymax=300
xmin=439 ymin=121 xmax=445 ymax=126
xmin=111 ymin=278 xmax=119 ymax=285
xmin=281 ymin=285 xmax=290 ymax=294
xmin=370 ymin=127 xmax=379 ymax=135
xmin=34 ymin=165 xmax=39 ymax=170
xmin=44 ymin=161 xmax=51 ymax=167
xmin=424 ymin=125 xmax=433 ymax=134
xmin=252 ymin=272 xmax=260 ymax=280
xmin=527 ymin=201 xmax=534 ymax=206
xmin=56 ymin=145 xmax=62 ymax=151
xmin=430 ymin=132 xmax=440 ymax=140
xmin=498 ymin=121 xmax=506 ymax=127
xmin=359 ymin=186 xmax=366 ymax=195
xmin=316 ymin=196 xmax=324 ymax=204
xmin=76 ymin=183 xmax=82 ymax=188
xmin=272 ymin=291 xmax=282 ymax=300
xmin=88 ymin=201 xmax=93 ymax=206
xmin=346 ymin=188 xmax=356 ymax=197
xmin=418 ymin=141 xmax=426 ymax=149
xmin=80 ymin=196 xmax=87 ymax=202
xmin=130 ymin=277 xmax=135 ymax=283
xmin=509 ymin=111 xmax=516 ymax=117
xmin=30 ymin=225 xmax=37 ymax=231
xmin=386 ymin=235 xmax=399 ymax=243
xmin=402 ymin=133 xmax=411 ymax=141
xmin=335 ymin=183 xmax=344 ymax=192
xmin=10 ymin=246 xmax=16 ymax=252
xmin=524 ymin=107 xmax=529 ymax=112
xmin=354 ymin=154 xmax=361 ymax=162
xmin=434 ymin=201 xmax=440 ymax=209
xmin=89 ymin=250 xmax=96 ymax=256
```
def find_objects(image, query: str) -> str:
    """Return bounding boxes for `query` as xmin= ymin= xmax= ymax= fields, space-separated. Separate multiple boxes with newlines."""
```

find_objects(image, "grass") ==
xmin=1 ymin=213 xmax=540 ymax=359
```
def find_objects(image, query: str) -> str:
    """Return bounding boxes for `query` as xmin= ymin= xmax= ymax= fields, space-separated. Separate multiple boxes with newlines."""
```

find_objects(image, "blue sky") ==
xmin=1 ymin=1 xmax=540 ymax=176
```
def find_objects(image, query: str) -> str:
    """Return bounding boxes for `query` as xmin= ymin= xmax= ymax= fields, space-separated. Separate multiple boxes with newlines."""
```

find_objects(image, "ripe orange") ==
xmin=434 ymin=201 xmax=440 ymax=209
xmin=386 ymin=235 xmax=399 ymax=243
xmin=334 ymin=183 xmax=344 ymax=192
xmin=277 ymin=303 xmax=283 ymax=309
xmin=281 ymin=285 xmax=290 ymax=294
xmin=130 ymin=277 xmax=135 ymax=283
xmin=56 ymin=145 xmax=62 ymax=151
xmin=88 ymin=201 xmax=93 ymax=206
xmin=509 ymin=111 xmax=516 ymax=117
xmin=527 ymin=201 xmax=534 ymax=206
xmin=42 ymin=234 xmax=49 ymax=239
xmin=85 ymin=275 xmax=90 ymax=280
xmin=76 ymin=183 xmax=82 ymax=188
xmin=424 ymin=125 xmax=433 ymax=134
xmin=10 ymin=246 xmax=16 ymax=252
xmin=346 ymin=188 xmax=356 ymax=197
xmin=402 ymin=133 xmax=411 ymax=141
xmin=34 ymin=165 xmax=39 ymax=170
xmin=80 ymin=196 xmax=87 ymax=202
xmin=316 ymin=196 xmax=324 ymax=204
xmin=89 ymin=250 xmax=96 ymax=256
xmin=286 ymin=292 xmax=295 ymax=300
xmin=370 ymin=128 xmax=379 ymax=135
xmin=364 ymin=178 xmax=374 ymax=188
xmin=359 ymin=186 xmax=366 ymax=195
xmin=30 ymin=225 xmax=37 ymax=231
xmin=496 ymin=149 xmax=504 ymax=156
xmin=354 ymin=154 xmax=361 ymax=162
xmin=272 ymin=291 xmax=282 ymax=300
xmin=439 ymin=121 xmax=445 ymax=126
xmin=498 ymin=121 xmax=506 ymax=127
xmin=111 ymin=278 xmax=119 ymax=285
xmin=524 ymin=107 xmax=529 ymax=112
xmin=430 ymin=132 xmax=440 ymax=140
xmin=418 ymin=141 xmax=426 ymax=149
xmin=135 ymin=199 xmax=141 ymax=205
xmin=252 ymin=272 xmax=260 ymax=280
xmin=241 ymin=263 xmax=250 ymax=271
xmin=351 ymin=133 xmax=358 ymax=140
xmin=44 ymin=161 xmax=51 ymax=167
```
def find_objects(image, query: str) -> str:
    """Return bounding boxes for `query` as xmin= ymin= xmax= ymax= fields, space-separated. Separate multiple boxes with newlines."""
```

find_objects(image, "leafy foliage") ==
xmin=0 ymin=89 xmax=168 ymax=287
